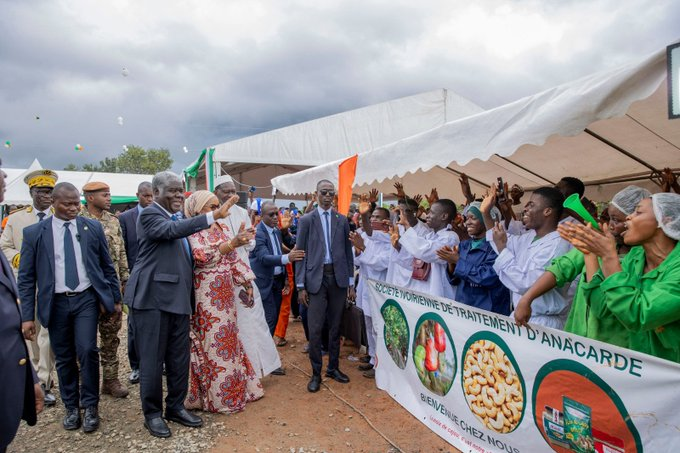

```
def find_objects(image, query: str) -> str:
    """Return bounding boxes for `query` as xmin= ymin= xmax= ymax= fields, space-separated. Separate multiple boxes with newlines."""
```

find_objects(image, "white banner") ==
xmin=367 ymin=279 xmax=680 ymax=453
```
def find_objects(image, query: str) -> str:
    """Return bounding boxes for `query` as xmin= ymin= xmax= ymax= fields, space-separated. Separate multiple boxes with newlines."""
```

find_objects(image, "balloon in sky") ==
xmin=35 ymin=116 xmax=40 ymax=120
xmin=183 ymin=146 xmax=189 ymax=153
xmin=75 ymin=144 xmax=83 ymax=151
xmin=121 ymin=67 xmax=129 ymax=77
xmin=117 ymin=116 xmax=124 ymax=126
xmin=4 ymin=140 xmax=11 ymax=149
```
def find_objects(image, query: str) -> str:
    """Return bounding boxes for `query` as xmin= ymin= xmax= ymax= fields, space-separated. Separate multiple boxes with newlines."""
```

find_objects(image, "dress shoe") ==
xmin=63 ymin=408 xmax=81 ymax=430
xmin=325 ymin=369 xmax=350 ymax=384
xmin=83 ymin=406 xmax=99 ymax=433
xmin=42 ymin=384 xmax=57 ymax=407
xmin=363 ymin=368 xmax=376 ymax=379
xmin=302 ymin=343 xmax=309 ymax=353
xmin=270 ymin=367 xmax=286 ymax=376
xmin=307 ymin=374 xmax=321 ymax=393
xmin=128 ymin=369 xmax=140 ymax=384
xmin=144 ymin=417 xmax=171 ymax=438
xmin=359 ymin=355 xmax=371 ymax=364
xmin=102 ymin=378 xmax=129 ymax=398
xmin=165 ymin=408 xmax=203 ymax=428
xmin=358 ymin=363 xmax=374 ymax=372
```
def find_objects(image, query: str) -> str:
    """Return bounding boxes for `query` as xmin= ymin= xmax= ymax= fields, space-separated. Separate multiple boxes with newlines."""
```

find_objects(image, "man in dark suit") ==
xmin=19 ymin=182 xmax=122 ymax=434
xmin=118 ymin=181 xmax=152 ymax=384
xmin=250 ymin=201 xmax=304 ymax=335
xmin=296 ymin=180 xmax=355 ymax=392
xmin=0 ymin=162 xmax=43 ymax=453
xmin=124 ymin=171 xmax=233 ymax=438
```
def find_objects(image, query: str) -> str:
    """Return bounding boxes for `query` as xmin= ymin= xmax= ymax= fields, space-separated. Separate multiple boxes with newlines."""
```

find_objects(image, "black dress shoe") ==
xmin=83 ymin=406 xmax=99 ymax=433
xmin=325 ymin=369 xmax=350 ymax=384
xmin=358 ymin=363 xmax=374 ymax=372
xmin=63 ymin=408 xmax=81 ymax=430
xmin=307 ymin=374 xmax=321 ymax=393
xmin=359 ymin=355 xmax=371 ymax=364
xmin=129 ymin=369 xmax=140 ymax=384
xmin=144 ymin=416 xmax=171 ymax=438
xmin=42 ymin=384 xmax=57 ymax=407
xmin=165 ymin=408 xmax=203 ymax=428
xmin=270 ymin=367 xmax=286 ymax=376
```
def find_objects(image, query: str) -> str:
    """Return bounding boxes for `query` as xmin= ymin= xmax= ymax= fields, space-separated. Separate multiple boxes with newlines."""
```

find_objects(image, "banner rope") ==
xmin=289 ymin=362 xmax=405 ymax=453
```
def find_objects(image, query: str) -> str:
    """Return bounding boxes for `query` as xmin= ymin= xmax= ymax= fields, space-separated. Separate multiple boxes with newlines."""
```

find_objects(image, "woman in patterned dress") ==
xmin=183 ymin=191 xmax=264 ymax=413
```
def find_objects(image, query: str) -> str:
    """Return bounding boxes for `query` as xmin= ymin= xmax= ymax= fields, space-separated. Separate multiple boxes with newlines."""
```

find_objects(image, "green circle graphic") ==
xmin=461 ymin=331 xmax=526 ymax=434
xmin=532 ymin=359 xmax=642 ymax=452
xmin=380 ymin=299 xmax=410 ymax=369
xmin=412 ymin=312 xmax=457 ymax=396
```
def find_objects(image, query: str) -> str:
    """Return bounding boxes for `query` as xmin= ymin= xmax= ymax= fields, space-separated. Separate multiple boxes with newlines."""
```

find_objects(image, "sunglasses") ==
xmin=319 ymin=190 xmax=335 ymax=196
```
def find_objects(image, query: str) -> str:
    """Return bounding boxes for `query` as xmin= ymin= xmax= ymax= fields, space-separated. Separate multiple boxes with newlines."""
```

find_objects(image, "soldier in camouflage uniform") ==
xmin=81 ymin=181 xmax=130 ymax=398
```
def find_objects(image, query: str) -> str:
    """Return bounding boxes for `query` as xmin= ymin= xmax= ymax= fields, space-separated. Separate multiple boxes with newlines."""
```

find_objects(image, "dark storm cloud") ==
xmin=0 ymin=0 xmax=678 ymax=173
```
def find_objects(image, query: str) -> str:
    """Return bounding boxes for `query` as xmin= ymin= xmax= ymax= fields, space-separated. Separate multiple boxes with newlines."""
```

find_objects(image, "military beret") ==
xmin=82 ymin=181 xmax=110 ymax=192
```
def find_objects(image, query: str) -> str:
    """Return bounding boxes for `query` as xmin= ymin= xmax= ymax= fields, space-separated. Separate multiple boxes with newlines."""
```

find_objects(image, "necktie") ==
xmin=171 ymin=214 xmax=192 ymax=261
xmin=63 ymin=222 xmax=80 ymax=290
xmin=272 ymin=230 xmax=282 ymax=275
xmin=37 ymin=212 xmax=46 ymax=222
xmin=323 ymin=211 xmax=332 ymax=262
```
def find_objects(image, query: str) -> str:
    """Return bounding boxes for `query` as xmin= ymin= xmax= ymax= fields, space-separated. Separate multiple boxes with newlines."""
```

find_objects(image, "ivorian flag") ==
xmin=337 ymin=154 xmax=358 ymax=216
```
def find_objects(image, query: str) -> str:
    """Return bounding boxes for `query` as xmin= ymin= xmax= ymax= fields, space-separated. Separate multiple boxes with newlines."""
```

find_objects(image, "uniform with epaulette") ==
xmin=0 ymin=169 xmax=59 ymax=406
xmin=80 ymin=181 xmax=130 ymax=398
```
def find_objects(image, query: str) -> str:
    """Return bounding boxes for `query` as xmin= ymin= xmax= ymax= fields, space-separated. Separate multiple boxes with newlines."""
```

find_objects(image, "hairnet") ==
xmin=463 ymin=201 xmax=501 ymax=223
xmin=651 ymin=192 xmax=680 ymax=241
xmin=611 ymin=185 xmax=652 ymax=216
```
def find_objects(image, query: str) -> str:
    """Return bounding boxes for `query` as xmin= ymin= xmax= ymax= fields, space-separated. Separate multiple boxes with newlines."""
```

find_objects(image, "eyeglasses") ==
xmin=319 ymin=190 xmax=335 ymax=196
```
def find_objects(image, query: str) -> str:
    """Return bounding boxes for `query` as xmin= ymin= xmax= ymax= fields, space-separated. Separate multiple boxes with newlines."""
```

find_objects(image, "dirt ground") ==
xmin=10 ymin=316 xmax=459 ymax=453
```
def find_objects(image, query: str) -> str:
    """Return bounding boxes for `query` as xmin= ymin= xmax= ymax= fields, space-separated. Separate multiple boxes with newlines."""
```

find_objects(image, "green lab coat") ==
xmin=549 ymin=249 xmax=629 ymax=348
xmin=590 ymin=243 xmax=680 ymax=363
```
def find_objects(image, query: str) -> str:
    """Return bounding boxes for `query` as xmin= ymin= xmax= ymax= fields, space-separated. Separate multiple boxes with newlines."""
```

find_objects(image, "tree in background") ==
xmin=64 ymin=145 xmax=173 ymax=174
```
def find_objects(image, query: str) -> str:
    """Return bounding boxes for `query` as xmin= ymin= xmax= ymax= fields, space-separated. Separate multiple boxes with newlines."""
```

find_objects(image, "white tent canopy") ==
xmin=272 ymin=45 xmax=677 ymax=203
xmin=2 ymin=159 xmax=153 ymax=206
xmin=211 ymin=89 xmax=484 ymax=168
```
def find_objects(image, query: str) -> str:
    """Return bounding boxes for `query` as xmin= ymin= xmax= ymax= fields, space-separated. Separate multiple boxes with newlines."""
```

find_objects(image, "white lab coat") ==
xmin=489 ymin=229 xmax=572 ymax=329
xmin=399 ymin=224 xmax=460 ymax=300
xmin=386 ymin=222 xmax=428 ymax=287
xmin=355 ymin=231 xmax=392 ymax=318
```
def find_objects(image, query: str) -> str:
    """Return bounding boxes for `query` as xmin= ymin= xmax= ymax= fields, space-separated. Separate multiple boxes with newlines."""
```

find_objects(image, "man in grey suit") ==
xmin=124 ymin=172 xmax=233 ymax=438
xmin=296 ymin=180 xmax=355 ymax=392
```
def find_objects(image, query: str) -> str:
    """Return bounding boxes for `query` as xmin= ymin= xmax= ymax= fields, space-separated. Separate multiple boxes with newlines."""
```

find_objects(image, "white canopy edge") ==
xmin=211 ymin=89 xmax=484 ymax=166
xmin=271 ymin=46 xmax=670 ymax=202
xmin=2 ymin=159 xmax=153 ymax=205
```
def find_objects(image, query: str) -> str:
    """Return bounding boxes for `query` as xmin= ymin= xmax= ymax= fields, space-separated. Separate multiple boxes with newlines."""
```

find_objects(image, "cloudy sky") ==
xmin=0 ymin=0 xmax=678 ymax=173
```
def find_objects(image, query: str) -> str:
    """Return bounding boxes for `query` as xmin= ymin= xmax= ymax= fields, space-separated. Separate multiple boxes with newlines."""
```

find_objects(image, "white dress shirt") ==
xmin=52 ymin=216 xmax=91 ymax=293
xmin=34 ymin=207 xmax=52 ymax=221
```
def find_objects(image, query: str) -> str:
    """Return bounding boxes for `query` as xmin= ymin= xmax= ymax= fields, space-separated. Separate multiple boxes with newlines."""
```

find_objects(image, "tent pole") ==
xmin=493 ymin=155 xmax=556 ymax=185
xmin=584 ymin=128 xmax=660 ymax=174
xmin=443 ymin=166 xmax=489 ymax=188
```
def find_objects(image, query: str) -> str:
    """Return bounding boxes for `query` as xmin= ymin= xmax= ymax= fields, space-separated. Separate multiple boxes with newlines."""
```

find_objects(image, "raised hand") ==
xmin=492 ymin=221 xmax=508 ymax=252
xmin=558 ymin=222 xmax=616 ymax=258
xmin=233 ymin=221 xmax=254 ymax=247
xmin=459 ymin=173 xmax=475 ymax=204
xmin=215 ymin=194 xmax=239 ymax=220
xmin=280 ymin=211 xmax=293 ymax=229
xmin=413 ymin=194 xmax=423 ymax=206
xmin=349 ymin=230 xmax=365 ymax=251
xmin=358 ymin=193 xmax=372 ymax=215
xmin=388 ymin=223 xmax=401 ymax=250
xmin=391 ymin=182 xmax=406 ymax=199
xmin=368 ymin=188 xmax=379 ymax=204
xmin=480 ymin=184 xmax=497 ymax=214
xmin=426 ymin=188 xmax=439 ymax=205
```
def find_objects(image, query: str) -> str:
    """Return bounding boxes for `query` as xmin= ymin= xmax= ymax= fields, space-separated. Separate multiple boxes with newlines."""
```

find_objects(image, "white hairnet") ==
xmin=464 ymin=201 xmax=501 ymax=222
xmin=611 ymin=185 xmax=652 ymax=216
xmin=652 ymin=192 xmax=680 ymax=241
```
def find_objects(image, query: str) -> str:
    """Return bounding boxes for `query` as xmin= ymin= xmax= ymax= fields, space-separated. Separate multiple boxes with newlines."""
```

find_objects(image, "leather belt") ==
xmin=323 ymin=264 xmax=335 ymax=273
xmin=56 ymin=287 xmax=92 ymax=297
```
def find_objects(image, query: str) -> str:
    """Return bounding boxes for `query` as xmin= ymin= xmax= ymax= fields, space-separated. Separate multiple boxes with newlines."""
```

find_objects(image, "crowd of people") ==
xmin=1 ymin=158 xmax=679 ymax=451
